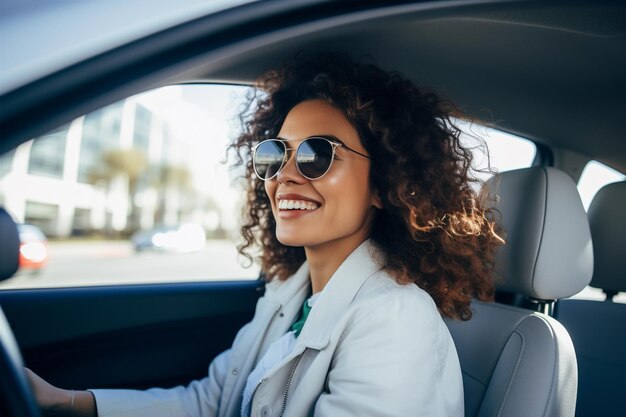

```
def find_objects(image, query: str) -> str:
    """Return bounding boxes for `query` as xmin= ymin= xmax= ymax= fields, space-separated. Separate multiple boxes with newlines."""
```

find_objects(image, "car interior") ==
xmin=0 ymin=1 xmax=624 ymax=417
xmin=446 ymin=166 xmax=592 ymax=417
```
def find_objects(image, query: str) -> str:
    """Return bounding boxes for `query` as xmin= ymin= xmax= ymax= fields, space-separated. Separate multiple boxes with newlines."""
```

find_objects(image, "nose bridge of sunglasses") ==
xmin=282 ymin=148 xmax=299 ymax=168
xmin=280 ymin=141 xmax=321 ymax=179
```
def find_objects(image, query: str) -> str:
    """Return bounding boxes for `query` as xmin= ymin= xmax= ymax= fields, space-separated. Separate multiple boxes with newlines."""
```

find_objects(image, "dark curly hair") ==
xmin=230 ymin=52 xmax=504 ymax=320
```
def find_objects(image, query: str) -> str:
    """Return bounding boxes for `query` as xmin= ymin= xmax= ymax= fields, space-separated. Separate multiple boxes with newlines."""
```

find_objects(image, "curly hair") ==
xmin=230 ymin=52 xmax=504 ymax=320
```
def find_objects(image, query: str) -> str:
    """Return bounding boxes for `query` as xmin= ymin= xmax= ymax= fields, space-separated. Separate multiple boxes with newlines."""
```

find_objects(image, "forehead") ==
xmin=278 ymin=99 xmax=362 ymax=148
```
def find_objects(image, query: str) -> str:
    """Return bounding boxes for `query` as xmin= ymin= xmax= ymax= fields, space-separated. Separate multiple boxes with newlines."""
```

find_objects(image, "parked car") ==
xmin=0 ymin=1 xmax=624 ymax=417
xmin=131 ymin=224 xmax=206 ymax=253
xmin=17 ymin=224 xmax=48 ymax=272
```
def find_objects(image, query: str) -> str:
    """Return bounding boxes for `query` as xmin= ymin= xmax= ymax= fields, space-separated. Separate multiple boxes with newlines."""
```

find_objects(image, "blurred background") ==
xmin=0 ymin=84 xmax=260 ymax=288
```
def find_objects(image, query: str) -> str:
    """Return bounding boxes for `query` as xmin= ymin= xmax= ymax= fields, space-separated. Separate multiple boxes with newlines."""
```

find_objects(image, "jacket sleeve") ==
xmin=313 ymin=290 xmax=464 ymax=417
xmin=88 ymin=281 xmax=283 ymax=417
xmin=90 ymin=348 xmax=232 ymax=417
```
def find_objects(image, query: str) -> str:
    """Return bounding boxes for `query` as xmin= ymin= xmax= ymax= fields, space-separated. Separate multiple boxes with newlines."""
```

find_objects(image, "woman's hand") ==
xmin=25 ymin=368 xmax=96 ymax=417
xmin=25 ymin=367 xmax=71 ymax=415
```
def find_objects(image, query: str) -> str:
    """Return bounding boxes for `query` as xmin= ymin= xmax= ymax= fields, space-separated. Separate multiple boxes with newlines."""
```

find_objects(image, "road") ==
xmin=0 ymin=239 xmax=260 ymax=290
xmin=2 ymin=240 xmax=624 ymax=303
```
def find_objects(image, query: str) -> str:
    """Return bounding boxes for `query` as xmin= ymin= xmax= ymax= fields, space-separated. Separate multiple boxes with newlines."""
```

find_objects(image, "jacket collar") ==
xmin=297 ymin=239 xmax=384 ymax=349
xmin=263 ymin=239 xmax=384 ymax=349
xmin=264 ymin=257 xmax=310 ymax=308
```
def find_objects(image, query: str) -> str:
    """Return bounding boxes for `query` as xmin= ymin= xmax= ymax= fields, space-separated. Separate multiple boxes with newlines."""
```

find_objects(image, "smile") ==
xmin=278 ymin=199 xmax=320 ymax=211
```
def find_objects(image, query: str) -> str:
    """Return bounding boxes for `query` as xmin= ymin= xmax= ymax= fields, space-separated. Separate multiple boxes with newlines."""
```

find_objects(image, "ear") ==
xmin=371 ymin=189 xmax=383 ymax=209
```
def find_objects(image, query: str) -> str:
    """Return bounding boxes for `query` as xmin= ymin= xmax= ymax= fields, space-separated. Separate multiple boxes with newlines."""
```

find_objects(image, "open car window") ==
xmin=0 ymin=84 xmax=538 ymax=290
xmin=0 ymin=84 xmax=259 ymax=289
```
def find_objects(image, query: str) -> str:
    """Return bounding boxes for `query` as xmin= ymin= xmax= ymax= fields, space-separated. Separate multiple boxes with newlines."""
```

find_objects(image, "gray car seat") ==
xmin=446 ymin=167 xmax=593 ymax=417
xmin=554 ymin=181 xmax=626 ymax=417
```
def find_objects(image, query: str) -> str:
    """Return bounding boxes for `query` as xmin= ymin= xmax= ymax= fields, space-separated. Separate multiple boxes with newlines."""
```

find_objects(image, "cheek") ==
xmin=265 ymin=181 xmax=277 ymax=210
xmin=318 ymin=164 xmax=372 ymax=211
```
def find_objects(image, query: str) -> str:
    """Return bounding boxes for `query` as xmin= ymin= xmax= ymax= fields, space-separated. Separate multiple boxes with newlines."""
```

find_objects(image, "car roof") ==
xmin=1 ymin=0 xmax=625 ymax=173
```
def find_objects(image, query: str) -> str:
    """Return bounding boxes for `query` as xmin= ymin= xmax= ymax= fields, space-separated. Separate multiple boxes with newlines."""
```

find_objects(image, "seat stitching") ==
xmin=495 ymin=328 xmax=526 ymax=417
xmin=540 ymin=316 xmax=558 ymax=417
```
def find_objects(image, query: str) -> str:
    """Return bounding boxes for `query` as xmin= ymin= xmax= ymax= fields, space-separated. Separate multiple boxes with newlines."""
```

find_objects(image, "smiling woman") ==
xmin=234 ymin=52 xmax=504 ymax=320
xmin=23 ymin=51 xmax=506 ymax=417
xmin=229 ymin=51 xmax=505 ymax=416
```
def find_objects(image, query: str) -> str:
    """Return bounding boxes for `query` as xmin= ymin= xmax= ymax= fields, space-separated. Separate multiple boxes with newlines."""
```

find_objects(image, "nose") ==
xmin=276 ymin=150 xmax=306 ymax=184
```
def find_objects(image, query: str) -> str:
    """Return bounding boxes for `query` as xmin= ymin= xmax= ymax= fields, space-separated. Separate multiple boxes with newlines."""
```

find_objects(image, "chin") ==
xmin=275 ymin=233 xmax=308 ymax=248
xmin=275 ymin=227 xmax=323 ymax=248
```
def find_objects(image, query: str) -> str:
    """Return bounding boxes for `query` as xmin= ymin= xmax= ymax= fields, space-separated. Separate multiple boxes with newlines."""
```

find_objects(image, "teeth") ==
xmin=278 ymin=199 xmax=319 ymax=210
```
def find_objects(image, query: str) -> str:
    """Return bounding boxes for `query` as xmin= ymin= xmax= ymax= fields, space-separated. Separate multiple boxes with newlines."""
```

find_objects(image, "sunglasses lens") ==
xmin=254 ymin=140 xmax=285 ymax=180
xmin=297 ymin=138 xmax=334 ymax=179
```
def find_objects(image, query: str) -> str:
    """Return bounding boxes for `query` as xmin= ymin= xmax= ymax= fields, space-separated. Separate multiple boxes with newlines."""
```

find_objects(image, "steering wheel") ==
xmin=0 ymin=207 xmax=41 ymax=417
xmin=0 ymin=307 xmax=42 ymax=417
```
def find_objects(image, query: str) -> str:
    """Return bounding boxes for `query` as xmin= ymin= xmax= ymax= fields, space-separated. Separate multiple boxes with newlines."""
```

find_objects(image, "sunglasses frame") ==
xmin=252 ymin=136 xmax=371 ymax=181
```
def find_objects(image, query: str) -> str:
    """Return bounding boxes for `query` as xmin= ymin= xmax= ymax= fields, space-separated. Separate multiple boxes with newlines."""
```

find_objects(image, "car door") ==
xmin=0 ymin=280 xmax=262 ymax=390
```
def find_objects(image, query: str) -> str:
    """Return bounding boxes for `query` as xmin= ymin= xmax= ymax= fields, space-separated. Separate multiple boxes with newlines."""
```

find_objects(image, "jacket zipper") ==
xmin=279 ymin=352 xmax=304 ymax=417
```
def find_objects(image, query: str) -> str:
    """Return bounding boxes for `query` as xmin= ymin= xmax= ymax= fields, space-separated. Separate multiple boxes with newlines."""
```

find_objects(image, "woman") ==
xmin=28 ymin=52 xmax=503 ymax=417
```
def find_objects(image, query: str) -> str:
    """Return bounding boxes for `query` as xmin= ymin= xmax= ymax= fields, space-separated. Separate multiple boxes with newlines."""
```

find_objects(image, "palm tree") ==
xmin=88 ymin=148 xmax=148 ymax=235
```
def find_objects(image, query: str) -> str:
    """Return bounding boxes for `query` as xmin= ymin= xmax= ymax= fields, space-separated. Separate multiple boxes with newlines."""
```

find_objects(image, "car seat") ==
xmin=445 ymin=167 xmax=593 ymax=417
xmin=554 ymin=181 xmax=626 ymax=417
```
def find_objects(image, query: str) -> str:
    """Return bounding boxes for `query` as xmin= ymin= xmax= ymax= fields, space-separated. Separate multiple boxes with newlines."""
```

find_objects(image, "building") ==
xmin=0 ymin=97 xmax=194 ymax=238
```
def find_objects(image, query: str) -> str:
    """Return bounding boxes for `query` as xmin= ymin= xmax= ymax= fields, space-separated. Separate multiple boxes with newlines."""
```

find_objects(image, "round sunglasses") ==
xmin=252 ymin=136 xmax=371 ymax=181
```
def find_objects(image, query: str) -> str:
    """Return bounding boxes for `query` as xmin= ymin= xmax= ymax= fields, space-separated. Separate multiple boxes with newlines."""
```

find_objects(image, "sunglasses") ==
xmin=252 ymin=136 xmax=371 ymax=181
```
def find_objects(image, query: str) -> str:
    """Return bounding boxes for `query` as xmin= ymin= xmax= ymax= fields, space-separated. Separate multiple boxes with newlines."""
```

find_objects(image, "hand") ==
xmin=25 ymin=367 xmax=73 ymax=416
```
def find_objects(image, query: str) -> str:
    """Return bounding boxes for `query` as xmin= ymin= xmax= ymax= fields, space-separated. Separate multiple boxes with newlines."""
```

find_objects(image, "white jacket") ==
xmin=92 ymin=240 xmax=464 ymax=417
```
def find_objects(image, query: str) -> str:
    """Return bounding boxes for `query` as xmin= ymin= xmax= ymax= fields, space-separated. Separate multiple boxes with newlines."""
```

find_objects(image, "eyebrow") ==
xmin=275 ymin=134 xmax=346 ymax=145
xmin=320 ymin=135 xmax=345 ymax=145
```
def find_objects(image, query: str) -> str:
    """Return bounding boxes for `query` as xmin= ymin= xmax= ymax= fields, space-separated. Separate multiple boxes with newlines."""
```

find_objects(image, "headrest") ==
xmin=0 ymin=208 xmax=20 ymax=281
xmin=487 ymin=167 xmax=593 ymax=300
xmin=587 ymin=181 xmax=626 ymax=293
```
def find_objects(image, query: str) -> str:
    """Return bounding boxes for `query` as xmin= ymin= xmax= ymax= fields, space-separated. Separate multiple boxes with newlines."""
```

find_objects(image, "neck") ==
xmin=305 ymin=233 xmax=369 ymax=294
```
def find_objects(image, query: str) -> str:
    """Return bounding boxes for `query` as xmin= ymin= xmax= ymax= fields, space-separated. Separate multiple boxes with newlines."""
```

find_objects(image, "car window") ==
xmin=457 ymin=119 xmax=537 ymax=182
xmin=577 ymin=160 xmax=625 ymax=212
xmin=0 ymin=84 xmax=259 ymax=289
xmin=0 ymin=85 xmax=537 ymax=290
xmin=569 ymin=160 xmax=626 ymax=303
